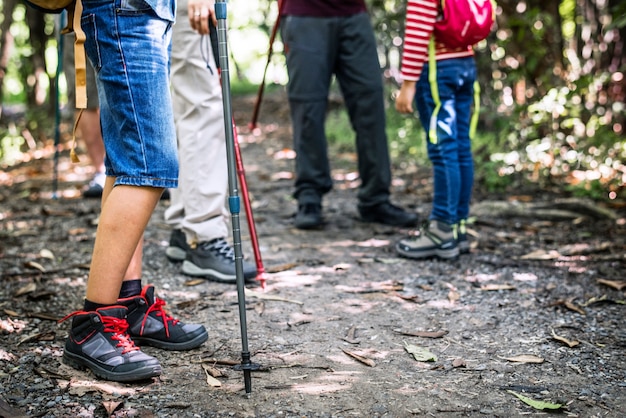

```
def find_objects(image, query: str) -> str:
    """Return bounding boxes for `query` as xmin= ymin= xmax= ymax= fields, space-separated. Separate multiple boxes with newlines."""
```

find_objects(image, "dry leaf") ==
xmin=102 ymin=401 xmax=122 ymax=415
xmin=551 ymin=329 xmax=580 ymax=348
xmin=448 ymin=290 xmax=460 ymax=302
xmin=340 ymin=348 xmax=376 ymax=367
xmin=24 ymin=261 xmax=45 ymax=272
xmin=480 ymin=284 xmax=516 ymax=291
xmin=502 ymin=354 xmax=544 ymax=364
xmin=266 ymin=262 xmax=297 ymax=273
xmin=202 ymin=364 xmax=223 ymax=387
xmin=15 ymin=282 xmax=37 ymax=297
xmin=520 ymin=249 xmax=561 ymax=260
xmin=403 ymin=342 xmax=437 ymax=362
xmin=452 ymin=358 xmax=466 ymax=368
xmin=564 ymin=300 xmax=586 ymax=315
xmin=3 ymin=309 xmax=19 ymax=317
xmin=184 ymin=279 xmax=206 ymax=286
xmin=39 ymin=249 xmax=54 ymax=260
xmin=393 ymin=329 xmax=448 ymax=339
xmin=596 ymin=279 xmax=626 ymax=291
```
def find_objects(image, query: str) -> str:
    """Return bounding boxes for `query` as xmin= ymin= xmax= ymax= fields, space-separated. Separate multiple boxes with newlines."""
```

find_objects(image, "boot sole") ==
xmin=182 ymin=260 xmax=257 ymax=283
xmin=62 ymin=351 xmax=162 ymax=382
xmin=396 ymin=245 xmax=459 ymax=260
xmin=132 ymin=329 xmax=209 ymax=351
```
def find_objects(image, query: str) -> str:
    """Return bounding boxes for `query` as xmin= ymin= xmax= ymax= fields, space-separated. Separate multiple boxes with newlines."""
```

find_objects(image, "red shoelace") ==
xmin=140 ymin=297 xmax=180 ymax=339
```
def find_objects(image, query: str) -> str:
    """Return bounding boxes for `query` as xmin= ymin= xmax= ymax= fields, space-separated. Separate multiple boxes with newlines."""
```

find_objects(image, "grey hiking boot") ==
xmin=61 ymin=306 xmax=162 ymax=382
xmin=182 ymin=238 xmax=257 ymax=283
xmin=396 ymin=220 xmax=459 ymax=260
xmin=458 ymin=219 xmax=470 ymax=254
xmin=166 ymin=229 xmax=189 ymax=262
xmin=117 ymin=285 xmax=208 ymax=351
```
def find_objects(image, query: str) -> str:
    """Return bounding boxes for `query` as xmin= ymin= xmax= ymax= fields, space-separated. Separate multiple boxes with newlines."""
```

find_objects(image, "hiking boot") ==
xmin=117 ymin=285 xmax=208 ymax=351
xmin=458 ymin=219 xmax=470 ymax=254
xmin=359 ymin=202 xmax=418 ymax=227
xmin=166 ymin=229 xmax=189 ymax=262
xmin=294 ymin=203 xmax=323 ymax=229
xmin=61 ymin=306 xmax=162 ymax=382
xmin=182 ymin=238 xmax=258 ymax=283
xmin=396 ymin=220 xmax=459 ymax=260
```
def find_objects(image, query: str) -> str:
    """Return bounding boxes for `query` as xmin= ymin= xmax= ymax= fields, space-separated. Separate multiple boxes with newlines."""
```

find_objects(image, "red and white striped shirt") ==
xmin=400 ymin=0 xmax=474 ymax=82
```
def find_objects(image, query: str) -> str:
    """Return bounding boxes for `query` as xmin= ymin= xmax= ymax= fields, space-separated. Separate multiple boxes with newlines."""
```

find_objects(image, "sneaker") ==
xmin=294 ymin=203 xmax=323 ymax=229
xmin=182 ymin=238 xmax=258 ymax=283
xmin=359 ymin=202 xmax=418 ymax=227
xmin=396 ymin=220 xmax=459 ymax=260
xmin=166 ymin=229 xmax=189 ymax=262
xmin=117 ymin=285 xmax=208 ymax=351
xmin=82 ymin=173 xmax=106 ymax=198
xmin=61 ymin=306 xmax=162 ymax=382
xmin=458 ymin=219 xmax=470 ymax=254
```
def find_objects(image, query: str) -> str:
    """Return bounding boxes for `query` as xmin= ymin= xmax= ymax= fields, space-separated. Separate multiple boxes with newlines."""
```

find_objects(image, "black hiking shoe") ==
xmin=61 ymin=306 xmax=162 ymax=382
xmin=117 ymin=285 xmax=208 ymax=351
xmin=396 ymin=220 xmax=459 ymax=260
xmin=294 ymin=203 xmax=323 ymax=229
xmin=166 ymin=229 xmax=189 ymax=262
xmin=359 ymin=202 xmax=418 ymax=227
xmin=182 ymin=238 xmax=257 ymax=283
xmin=458 ymin=219 xmax=470 ymax=254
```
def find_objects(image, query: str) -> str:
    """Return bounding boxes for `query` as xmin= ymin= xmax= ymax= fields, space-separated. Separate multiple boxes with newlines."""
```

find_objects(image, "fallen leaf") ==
xmin=201 ymin=363 xmax=225 ymax=387
xmin=452 ymin=358 xmax=466 ymax=368
xmin=551 ymin=329 xmax=579 ymax=348
xmin=502 ymin=354 xmax=544 ymax=364
xmin=520 ymin=249 xmax=561 ymax=260
xmin=597 ymin=279 xmax=626 ymax=291
xmin=15 ymin=282 xmax=37 ymax=297
xmin=403 ymin=341 xmax=437 ymax=362
xmin=3 ymin=309 xmax=19 ymax=317
xmin=564 ymin=300 xmax=586 ymax=315
xmin=266 ymin=262 xmax=297 ymax=273
xmin=393 ymin=329 xmax=448 ymax=339
xmin=448 ymin=290 xmax=460 ymax=302
xmin=24 ymin=261 xmax=45 ymax=272
xmin=102 ymin=401 xmax=122 ymax=415
xmin=184 ymin=279 xmax=205 ymax=286
xmin=480 ymin=284 xmax=516 ymax=291
xmin=39 ymin=249 xmax=54 ymax=260
xmin=507 ymin=390 xmax=562 ymax=410
xmin=341 ymin=348 xmax=376 ymax=367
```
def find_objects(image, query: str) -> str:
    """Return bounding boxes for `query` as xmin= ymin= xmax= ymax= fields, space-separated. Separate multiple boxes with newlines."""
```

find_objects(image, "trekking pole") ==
xmin=249 ymin=0 xmax=284 ymax=130
xmin=215 ymin=0 xmax=259 ymax=395
xmin=208 ymin=22 xmax=269 ymax=290
xmin=52 ymin=13 xmax=65 ymax=199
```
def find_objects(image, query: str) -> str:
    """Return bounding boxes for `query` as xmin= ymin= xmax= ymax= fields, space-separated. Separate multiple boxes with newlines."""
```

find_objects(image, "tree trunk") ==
xmin=0 ymin=0 xmax=18 ymax=119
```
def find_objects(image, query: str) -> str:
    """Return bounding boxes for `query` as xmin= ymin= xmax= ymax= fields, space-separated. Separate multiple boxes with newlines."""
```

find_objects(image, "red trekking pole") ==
xmin=249 ymin=0 xmax=284 ymax=130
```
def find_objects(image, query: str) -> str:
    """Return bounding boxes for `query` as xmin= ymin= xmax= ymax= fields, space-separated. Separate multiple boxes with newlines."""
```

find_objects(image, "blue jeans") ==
xmin=415 ymin=57 xmax=476 ymax=225
xmin=80 ymin=0 xmax=178 ymax=188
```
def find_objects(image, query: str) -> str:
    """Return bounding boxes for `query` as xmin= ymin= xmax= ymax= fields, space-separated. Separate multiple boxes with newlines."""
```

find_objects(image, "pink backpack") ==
xmin=434 ymin=0 xmax=495 ymax=48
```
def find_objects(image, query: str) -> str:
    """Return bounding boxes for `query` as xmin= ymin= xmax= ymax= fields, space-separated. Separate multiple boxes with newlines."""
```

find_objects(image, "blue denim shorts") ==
xmin=80 ymin=0 xmax=178 ymax=188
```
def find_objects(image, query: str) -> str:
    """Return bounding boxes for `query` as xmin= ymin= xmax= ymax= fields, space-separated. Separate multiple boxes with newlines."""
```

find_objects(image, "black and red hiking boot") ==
xmin=117 ymin=285 xmax=208 ymax=351
xmin=61 ymin=306 xmax=162 ymax=382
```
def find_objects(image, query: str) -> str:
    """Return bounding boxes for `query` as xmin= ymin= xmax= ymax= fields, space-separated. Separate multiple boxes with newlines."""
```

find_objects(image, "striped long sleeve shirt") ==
xmin=400 ymin=0 xmax=474 ymax=82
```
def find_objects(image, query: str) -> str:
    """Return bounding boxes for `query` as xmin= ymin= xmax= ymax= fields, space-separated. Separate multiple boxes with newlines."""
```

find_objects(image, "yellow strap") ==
xmin=69 ymin=0 xmax=86 ymax=163
xmin=427 ymin=37 xmax=440 ymax=144
xmin=470 ymin=80 xmax=480 ymax=140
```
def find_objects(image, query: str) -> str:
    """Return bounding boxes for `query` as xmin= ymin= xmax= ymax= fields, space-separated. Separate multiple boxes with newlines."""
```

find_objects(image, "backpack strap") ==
xmin=67 ymin=0 xmax=86 ymax=163
xmin=426 ymin=37 xmax=480 ymax=144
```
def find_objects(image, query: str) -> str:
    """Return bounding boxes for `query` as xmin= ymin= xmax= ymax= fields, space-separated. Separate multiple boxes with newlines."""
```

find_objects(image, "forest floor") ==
xmin=1 ymin=92 xmax=625 ymax=418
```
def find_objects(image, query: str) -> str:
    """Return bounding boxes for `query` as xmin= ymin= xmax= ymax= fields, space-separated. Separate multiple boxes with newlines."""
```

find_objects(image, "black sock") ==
xmin=83 ymin=299 xmax=111 ymax=312
xmin=118 ymin=279 xmax=143 ymax=299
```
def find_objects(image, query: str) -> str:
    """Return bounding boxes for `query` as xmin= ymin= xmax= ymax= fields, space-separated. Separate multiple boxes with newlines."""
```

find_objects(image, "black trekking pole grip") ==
xmin=215 ymin=0 xmax=257 ymax=395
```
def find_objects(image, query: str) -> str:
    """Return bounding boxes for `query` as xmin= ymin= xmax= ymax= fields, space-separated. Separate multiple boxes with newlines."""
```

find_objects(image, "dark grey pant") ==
xmin=281 ymin=13 xmax=391 ymax=208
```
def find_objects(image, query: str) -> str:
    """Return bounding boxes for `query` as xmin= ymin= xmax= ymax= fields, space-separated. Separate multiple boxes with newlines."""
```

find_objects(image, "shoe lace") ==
xmin=102 ymin=315 xmax=141 ymax=354
xmin=199 ymin=238 xmax=234 ymax=261
xmin=140 ymin=297 xmax=180 ymax=339
xmin=59 ymin=310 xmax=139 ymax=354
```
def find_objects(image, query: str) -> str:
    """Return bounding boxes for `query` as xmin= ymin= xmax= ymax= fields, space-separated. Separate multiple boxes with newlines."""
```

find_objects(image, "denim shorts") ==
xmin=80 ymin=0 xmax=178 ymax=188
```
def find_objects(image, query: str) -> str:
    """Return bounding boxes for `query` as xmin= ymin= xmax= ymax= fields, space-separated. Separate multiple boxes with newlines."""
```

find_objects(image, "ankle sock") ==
xmin=118 ymin=279 xmax=143 ymax=299
xmin=83 ymin=299 xmax=111 ymax=312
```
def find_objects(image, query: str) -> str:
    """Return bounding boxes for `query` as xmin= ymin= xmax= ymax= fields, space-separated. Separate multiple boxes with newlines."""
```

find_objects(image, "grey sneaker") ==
xmin=61 ymin=306 xmax=162 ymax=382
xmin=182 ymin=238 xmax=258 ymax=283
xmin=117 ymin=285 xmax=208 ymax=351
xmin=396 ymin=220 xmax=459 ymax=260
xmin=166 ymin=229 xmax=189 ymax=262
xmin=458 ymin=219 xmax=470 ymax=254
